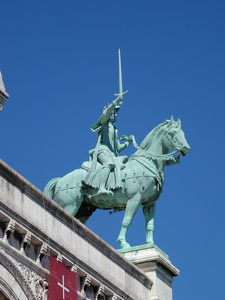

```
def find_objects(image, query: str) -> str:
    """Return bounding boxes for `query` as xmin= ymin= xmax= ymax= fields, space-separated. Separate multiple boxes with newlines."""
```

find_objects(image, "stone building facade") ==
xmin=0 ymin=160 xmax=179 ymax=300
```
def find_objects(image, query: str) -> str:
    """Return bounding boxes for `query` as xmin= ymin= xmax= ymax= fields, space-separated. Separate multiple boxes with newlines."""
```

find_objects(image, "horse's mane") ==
xmin=140 ymin=121 xmax=169 ymax=151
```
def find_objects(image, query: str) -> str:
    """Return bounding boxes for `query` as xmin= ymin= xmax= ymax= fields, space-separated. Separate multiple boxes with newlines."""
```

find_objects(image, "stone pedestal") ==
xmin=119 ymin=245 xmax=179 ymax=300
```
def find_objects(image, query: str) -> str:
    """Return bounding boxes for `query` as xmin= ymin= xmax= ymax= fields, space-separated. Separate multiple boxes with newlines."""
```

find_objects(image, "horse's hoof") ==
xmin=146 ymin=242 xmax=155 ymax=248
xmin=121 ymin=242 xmax=131 ymax=249
xmin=117 ymin=239 xmax=131 ymax=249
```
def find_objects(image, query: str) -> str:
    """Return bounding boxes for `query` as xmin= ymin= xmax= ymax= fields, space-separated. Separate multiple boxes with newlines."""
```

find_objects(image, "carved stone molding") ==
xmin=20 ymin=231 xmax=31 ymax=255
xmin=0 ymin=247 xmax=48 ymax=300
xmin=81 ymin=275 xmax=92 ymax=297
xmin=3 ymin=220 xmax=15 ymax=244
xmin=0 ymin=277 xmax=20 ymax=300
xmin=36 ymin=243 xmax=48 ymax=267
xmin=95 ymin=285 xmax=105 ymax=300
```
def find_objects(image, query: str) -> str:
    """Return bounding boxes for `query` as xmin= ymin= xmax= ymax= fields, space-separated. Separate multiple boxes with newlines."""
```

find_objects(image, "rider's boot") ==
xmin=94 ymin=166 xmax=113 ymax=198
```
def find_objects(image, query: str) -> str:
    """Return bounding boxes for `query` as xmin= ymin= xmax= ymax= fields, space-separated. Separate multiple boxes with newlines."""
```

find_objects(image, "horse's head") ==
xmin=162 ymin=116 xmax=190 ymax=156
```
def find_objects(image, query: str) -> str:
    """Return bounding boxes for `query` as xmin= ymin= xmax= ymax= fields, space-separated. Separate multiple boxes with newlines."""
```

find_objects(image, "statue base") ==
xmin=118 ymin=244 xmax=180 ymax=300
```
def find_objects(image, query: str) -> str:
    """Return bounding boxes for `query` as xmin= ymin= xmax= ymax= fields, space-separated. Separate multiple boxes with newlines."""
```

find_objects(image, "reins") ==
xmin=127 ymin=135 xmax=180 ymax=163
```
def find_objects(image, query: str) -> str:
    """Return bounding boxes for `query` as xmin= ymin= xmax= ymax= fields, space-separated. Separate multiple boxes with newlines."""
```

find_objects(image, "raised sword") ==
xmin=114 ymin=48 xmax=128 ymax=97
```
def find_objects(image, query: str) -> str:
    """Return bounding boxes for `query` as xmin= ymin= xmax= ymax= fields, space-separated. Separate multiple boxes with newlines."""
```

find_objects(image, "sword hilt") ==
xmin=114 ymin=91 xmax=128 ymax=105
xmin=114 ymin=90 xmax=128 ymax=97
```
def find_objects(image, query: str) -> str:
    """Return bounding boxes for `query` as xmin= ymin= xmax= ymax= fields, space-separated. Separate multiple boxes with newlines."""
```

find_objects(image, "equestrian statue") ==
xmin=44 ymin=50 xmax=190 ymax=249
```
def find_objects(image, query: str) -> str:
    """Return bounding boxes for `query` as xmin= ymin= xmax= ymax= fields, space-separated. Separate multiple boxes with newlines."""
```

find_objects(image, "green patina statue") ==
xmin=44 ymin=50 xmax=190 ymax=249
xmin=83 ymin=92 xmax=133 ymax=200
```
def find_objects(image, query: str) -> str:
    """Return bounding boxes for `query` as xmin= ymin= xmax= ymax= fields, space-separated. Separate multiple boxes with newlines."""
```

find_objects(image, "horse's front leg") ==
xmin=117 ymin=193 xmax=142 ymax=249
xmin=143 ymin=202 xmax=155 ymax=245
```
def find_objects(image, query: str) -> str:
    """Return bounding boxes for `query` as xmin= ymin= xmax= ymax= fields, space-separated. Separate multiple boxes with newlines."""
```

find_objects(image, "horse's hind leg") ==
xmin=143 ymin=203 xmax=155 ymax=245
xmin=57 ymin=189 xmax=84 ymax=218
xmin=64 ymin=203 xmax=80 ymax=216
xmin=117 ymin=193 xmax=142 ymax=249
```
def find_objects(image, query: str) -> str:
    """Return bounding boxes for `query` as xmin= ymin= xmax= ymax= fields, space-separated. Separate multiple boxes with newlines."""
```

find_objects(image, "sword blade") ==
xmin=118 ymin=48 xmax=123 ymax=95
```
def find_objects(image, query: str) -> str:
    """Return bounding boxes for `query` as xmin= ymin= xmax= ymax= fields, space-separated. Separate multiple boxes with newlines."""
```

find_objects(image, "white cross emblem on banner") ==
xmin=57 ymin=275 xmax=70 ymax=299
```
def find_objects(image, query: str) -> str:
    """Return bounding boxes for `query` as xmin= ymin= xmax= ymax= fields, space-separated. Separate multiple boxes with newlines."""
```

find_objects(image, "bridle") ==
xmin=129 ymin=132 xmax=180 ymax=164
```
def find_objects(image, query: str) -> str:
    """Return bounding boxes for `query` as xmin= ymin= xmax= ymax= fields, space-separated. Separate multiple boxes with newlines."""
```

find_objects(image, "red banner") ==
xmin=49 ymin=256 xmax=78 ymax=300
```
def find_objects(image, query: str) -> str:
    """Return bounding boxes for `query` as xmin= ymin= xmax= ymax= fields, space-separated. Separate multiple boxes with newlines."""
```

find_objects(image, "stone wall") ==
xmin=0 ymin=160 xmax=152 ymax=300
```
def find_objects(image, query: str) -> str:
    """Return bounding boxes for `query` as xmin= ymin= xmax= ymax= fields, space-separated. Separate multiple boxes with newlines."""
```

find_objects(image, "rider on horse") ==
xmin=83 ymin=93 xmax=133 ymax=199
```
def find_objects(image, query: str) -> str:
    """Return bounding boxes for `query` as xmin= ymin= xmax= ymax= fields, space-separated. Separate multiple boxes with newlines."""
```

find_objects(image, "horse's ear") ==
xmin=177 ymin=118 xmax=181 ymax=128
xmin=167 ymin=115 xmax=174 ymax=127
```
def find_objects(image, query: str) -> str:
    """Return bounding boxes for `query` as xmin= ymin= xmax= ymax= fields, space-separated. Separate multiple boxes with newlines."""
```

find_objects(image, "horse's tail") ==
xmin=43 ymin=177 xmax=61 ymax=199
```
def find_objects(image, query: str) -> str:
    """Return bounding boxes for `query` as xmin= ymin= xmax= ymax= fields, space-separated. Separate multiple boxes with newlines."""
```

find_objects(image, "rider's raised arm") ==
xmin=99 ymin=94 xmax=123 ymax=124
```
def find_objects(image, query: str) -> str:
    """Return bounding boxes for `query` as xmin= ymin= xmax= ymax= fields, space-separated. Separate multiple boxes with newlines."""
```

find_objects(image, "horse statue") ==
xmin=44 ymin=116 xmax=190 ymax=249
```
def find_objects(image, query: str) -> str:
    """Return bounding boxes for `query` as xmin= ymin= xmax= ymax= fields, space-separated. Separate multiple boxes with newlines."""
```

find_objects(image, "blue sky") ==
xmin=1 ymin=1 xmax=225 ymax=299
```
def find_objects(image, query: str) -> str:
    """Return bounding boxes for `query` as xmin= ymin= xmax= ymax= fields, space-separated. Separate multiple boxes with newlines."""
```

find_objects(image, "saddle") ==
xmin=81 ymin=149 xmax=128 ymax=172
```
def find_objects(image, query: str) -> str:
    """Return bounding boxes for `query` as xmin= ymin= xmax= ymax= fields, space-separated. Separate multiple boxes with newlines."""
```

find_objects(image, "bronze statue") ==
xmin=44 ymin=50 xmax=190 ymax=249
xmin=83 ymin=93 xmax=132 ymax=200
